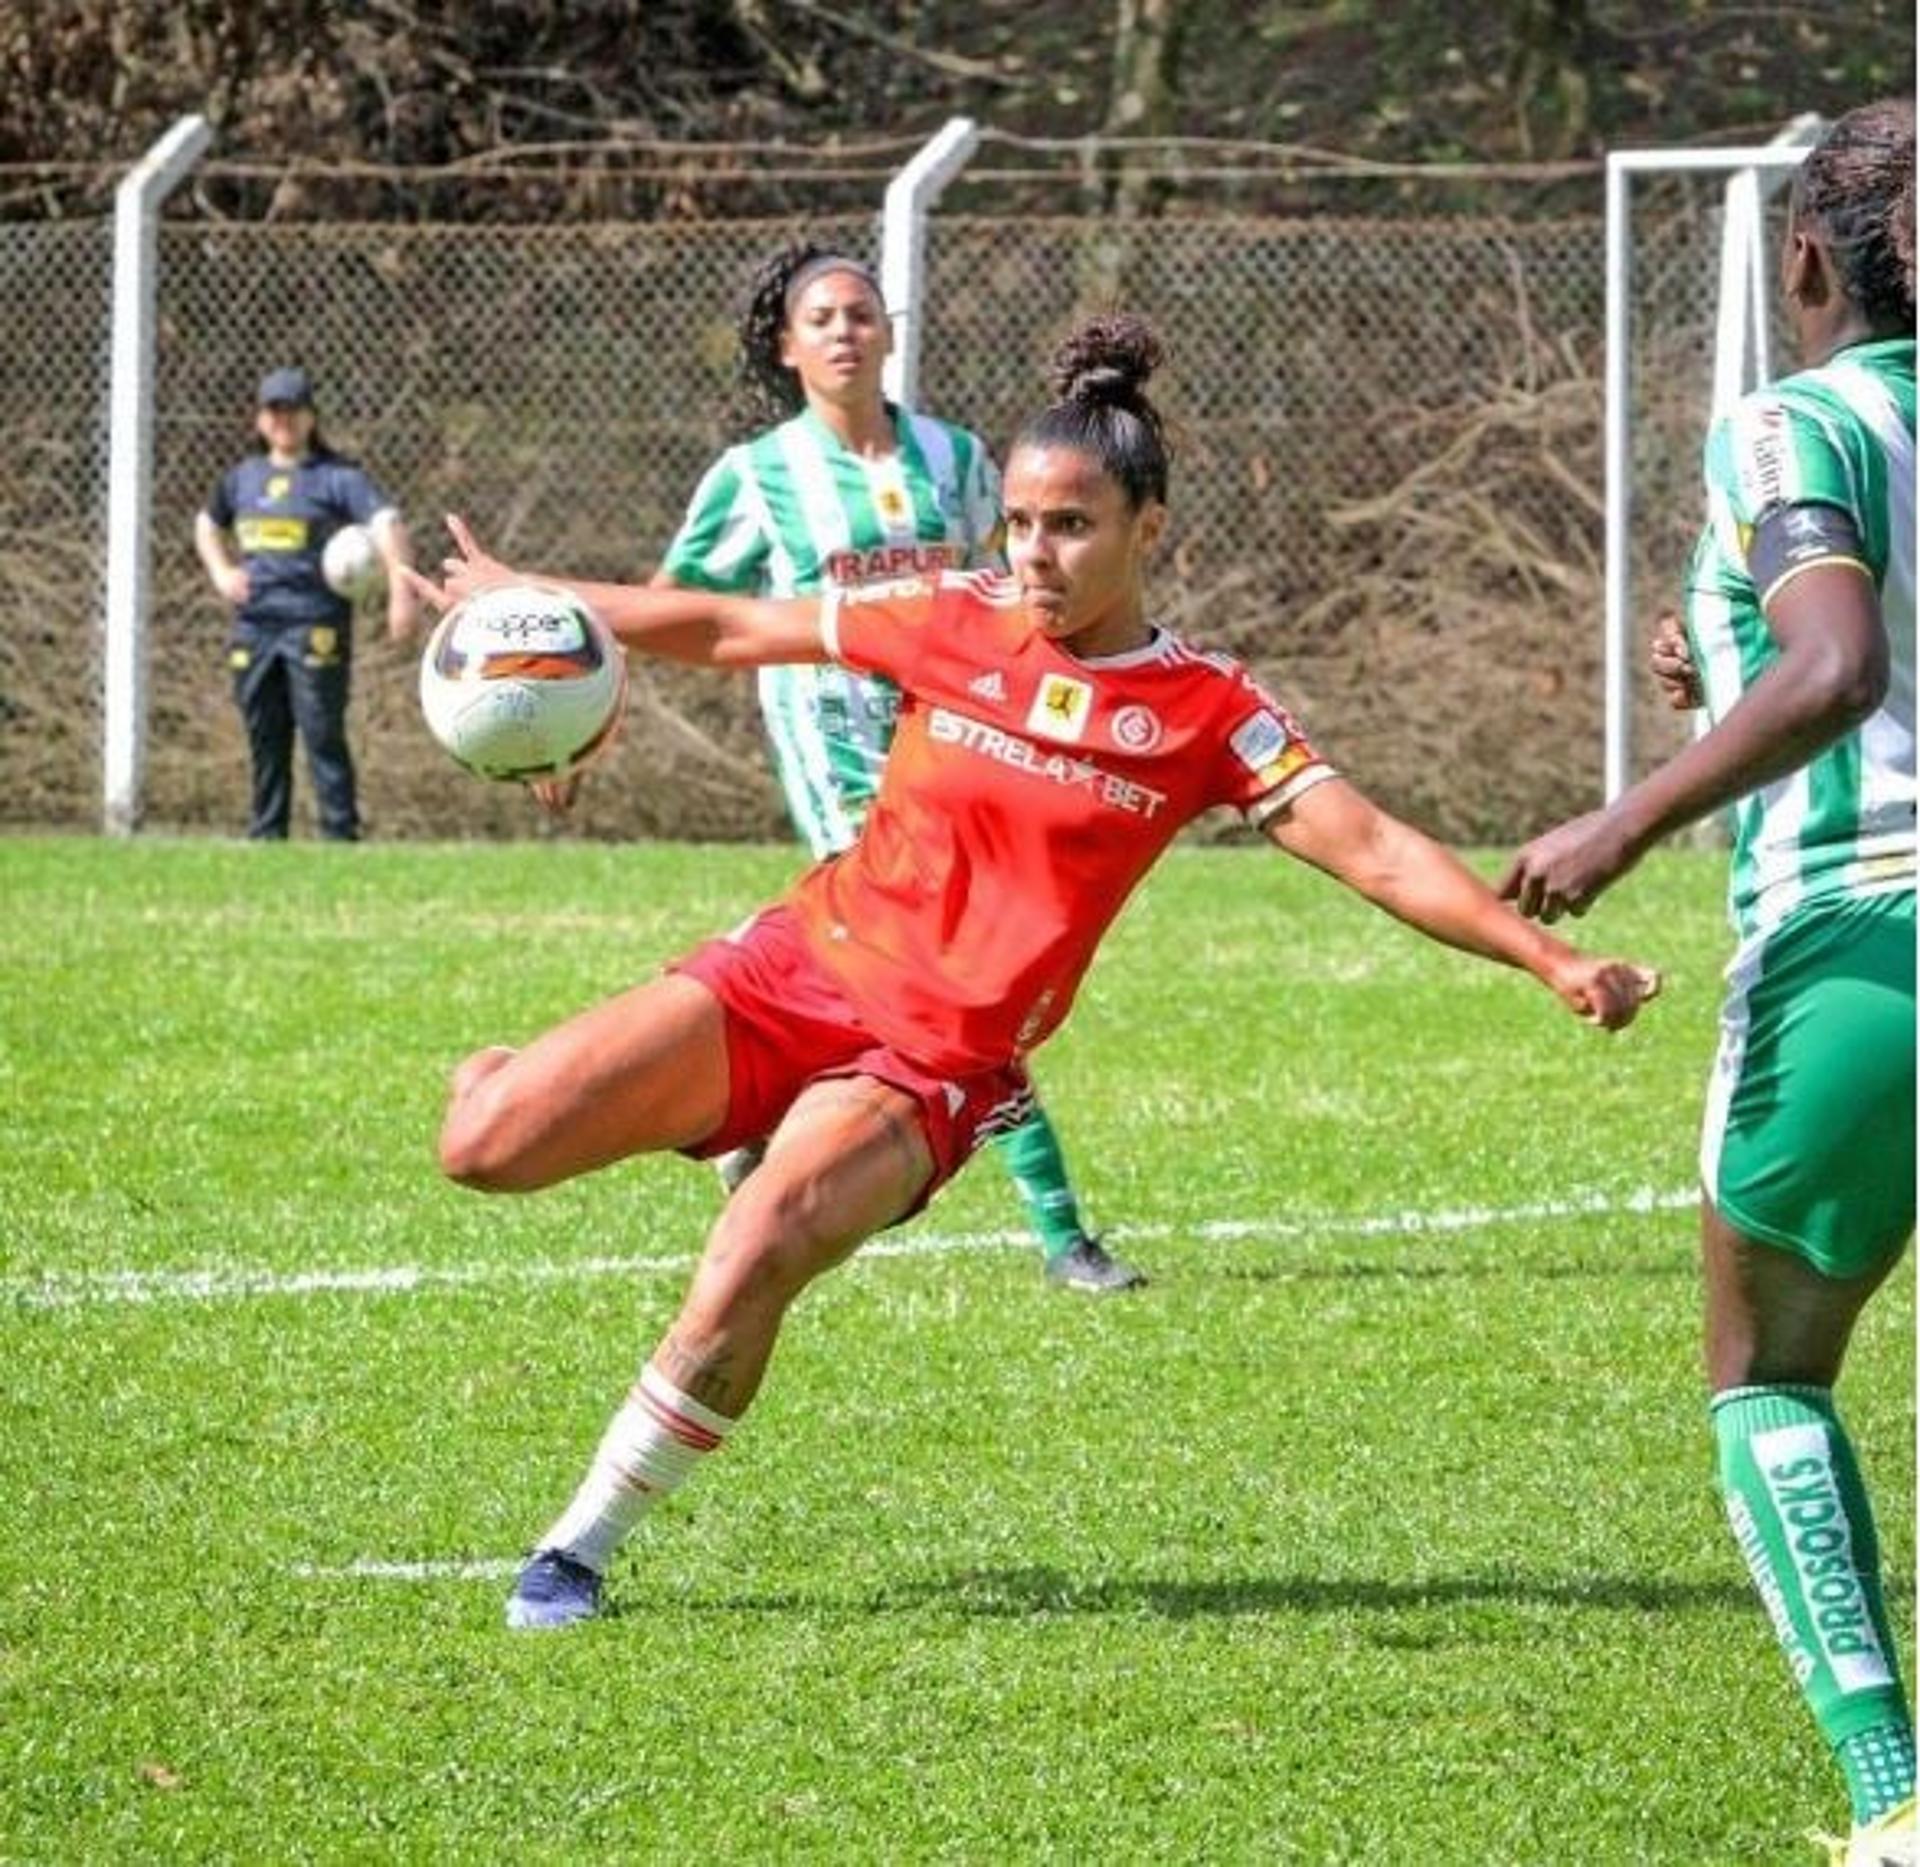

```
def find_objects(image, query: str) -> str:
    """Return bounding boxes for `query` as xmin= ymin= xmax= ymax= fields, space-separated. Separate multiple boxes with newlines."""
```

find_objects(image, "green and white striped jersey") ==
xmin=661 ymin=402 xmax=1002 ymax=858
xmin=1684 ymin=336 xmax=1915 ymax=940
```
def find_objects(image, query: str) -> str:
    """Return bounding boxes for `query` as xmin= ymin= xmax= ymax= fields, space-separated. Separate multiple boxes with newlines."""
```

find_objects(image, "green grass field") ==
xmin=1 ymin=836 xmax=1910 ymax=1864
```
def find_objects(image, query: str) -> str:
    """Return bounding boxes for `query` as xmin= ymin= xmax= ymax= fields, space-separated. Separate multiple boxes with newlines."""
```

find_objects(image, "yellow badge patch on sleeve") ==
xmin=1257 ymin=742 xmax=1315 ymax=789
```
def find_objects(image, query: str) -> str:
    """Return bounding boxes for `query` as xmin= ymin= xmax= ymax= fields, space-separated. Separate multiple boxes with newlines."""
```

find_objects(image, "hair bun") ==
xmin=1050 ymin=313 xmax=1163 ymax=407
xmin=1073 ymin=364 xmax=1133 ymax=400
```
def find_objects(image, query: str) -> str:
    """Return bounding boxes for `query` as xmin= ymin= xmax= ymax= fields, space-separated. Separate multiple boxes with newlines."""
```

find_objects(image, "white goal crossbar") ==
xmin=1601 ymin=120 xmax=1820 ymax=801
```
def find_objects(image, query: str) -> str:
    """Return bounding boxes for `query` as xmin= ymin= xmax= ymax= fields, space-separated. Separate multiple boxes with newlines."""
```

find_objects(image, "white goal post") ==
xmin=103 ymin=114 xmax=211 ymax=835
xmin=1602 ymin=117 xmax=1821 ymax=802
xmin=880 ymin=116 xmax=979 ymax=409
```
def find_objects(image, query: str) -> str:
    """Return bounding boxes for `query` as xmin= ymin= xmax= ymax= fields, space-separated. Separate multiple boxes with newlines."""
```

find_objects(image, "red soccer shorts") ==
xmin=671 ymin=904 xmax=1033 ymax=1211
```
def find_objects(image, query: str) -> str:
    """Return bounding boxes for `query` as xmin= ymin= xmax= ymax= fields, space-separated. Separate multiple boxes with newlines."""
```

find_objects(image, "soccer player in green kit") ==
xmin=1505 ymin=102 xmax=1915 ymax=1867
xmin=657 ymin=241 xmax=1145 ymax=1293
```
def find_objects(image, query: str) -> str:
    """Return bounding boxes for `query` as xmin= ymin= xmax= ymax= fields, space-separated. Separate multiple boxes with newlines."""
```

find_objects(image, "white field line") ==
xmin=7 ymin=1186 xmax=1694 ymax=1313
xmin=289 ymin=1558 xmax=522 ymax=1583
xmin=295 ymin=1181 xmax=1699 ymax=1594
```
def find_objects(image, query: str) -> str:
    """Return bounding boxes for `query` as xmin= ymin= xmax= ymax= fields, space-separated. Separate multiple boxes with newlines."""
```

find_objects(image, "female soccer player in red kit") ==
xmin=407 ymin=315 xmax=1661 ymax=1629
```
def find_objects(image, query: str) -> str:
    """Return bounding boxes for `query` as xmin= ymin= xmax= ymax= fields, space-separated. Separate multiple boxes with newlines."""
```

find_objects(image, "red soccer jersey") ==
xmin=784 ymin=570 xmax=1334 ymax=1074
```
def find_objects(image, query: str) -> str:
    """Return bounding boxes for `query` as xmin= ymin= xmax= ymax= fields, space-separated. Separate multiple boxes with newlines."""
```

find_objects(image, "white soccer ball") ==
xmin=419 ymin=584 xmax=627 ymax=783
xmin=321 ymin=523 xmax=382 ymax=599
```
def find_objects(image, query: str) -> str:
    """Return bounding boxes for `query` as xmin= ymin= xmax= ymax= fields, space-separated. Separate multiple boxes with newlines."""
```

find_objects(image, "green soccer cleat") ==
xmin=713 ymin=1140 xmax=767 ymax=1194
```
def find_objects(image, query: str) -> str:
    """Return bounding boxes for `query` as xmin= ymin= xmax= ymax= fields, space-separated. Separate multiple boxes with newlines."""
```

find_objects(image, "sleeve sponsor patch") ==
xmin=1730 ymin=400 xmax=1795 ymax=517
xmin=1230 ymin=705 xmax=1318 ymax=784
xmin=1746 ymin=500 xmax=1867 ymax=602
xmin=1253 ymin=742 xmax=1317 ymax=790
xmin=1229 ymin=709 xmax=1290 ymax=773
xmin=1228 ymin=698 xmax=1329 ymax=814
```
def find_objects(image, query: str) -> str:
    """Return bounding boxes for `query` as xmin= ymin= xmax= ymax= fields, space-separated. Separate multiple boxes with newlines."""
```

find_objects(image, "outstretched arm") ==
xmin=405 ymin=515 xmax=828 ymax=670
xmin=1265 ymin=777 xmax=1659 ymax=1030
xmin=1501 ymin=560 xmax=1886 ymax=921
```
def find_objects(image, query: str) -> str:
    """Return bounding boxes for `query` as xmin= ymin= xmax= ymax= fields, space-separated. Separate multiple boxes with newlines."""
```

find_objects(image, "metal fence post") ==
xmin=880 ymin=118 xmax=979 ymax=409
xmin=103 ymin=114 xmax=211 ymax=835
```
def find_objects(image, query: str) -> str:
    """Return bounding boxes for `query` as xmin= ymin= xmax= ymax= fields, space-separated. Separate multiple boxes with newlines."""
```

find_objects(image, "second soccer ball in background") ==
xmin=321 ymin=522 xmax=383 ymax=600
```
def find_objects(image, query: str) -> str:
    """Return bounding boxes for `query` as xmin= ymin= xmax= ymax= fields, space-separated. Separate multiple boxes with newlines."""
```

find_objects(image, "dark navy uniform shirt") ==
xmin=204 ymin=450 xmax=392 ymax=629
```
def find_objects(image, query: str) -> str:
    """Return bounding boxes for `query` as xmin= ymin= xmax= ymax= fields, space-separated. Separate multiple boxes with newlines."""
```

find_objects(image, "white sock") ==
xmin=538 ymin=1363 xmax=735 ymax=1573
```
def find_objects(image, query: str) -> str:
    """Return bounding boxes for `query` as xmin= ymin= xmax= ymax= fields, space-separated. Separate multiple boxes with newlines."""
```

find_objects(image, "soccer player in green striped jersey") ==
xmin=1505 ymin=102 xmax=1915 ymax=1866
xmin=658 ymin=241 xmax=1145 ymax=1293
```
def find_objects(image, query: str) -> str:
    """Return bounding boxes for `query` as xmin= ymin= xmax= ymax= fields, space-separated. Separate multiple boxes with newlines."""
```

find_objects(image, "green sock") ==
xmin=989 ymin=1103 xmax=1088 ymax=1259
xmin=1712 ymin=1384 xmax=1914 ymax=1824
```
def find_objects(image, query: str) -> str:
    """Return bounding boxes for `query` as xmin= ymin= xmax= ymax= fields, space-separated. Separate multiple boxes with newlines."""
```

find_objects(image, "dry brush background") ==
xmin=1 ymin=201 xmax=1704 ymax=846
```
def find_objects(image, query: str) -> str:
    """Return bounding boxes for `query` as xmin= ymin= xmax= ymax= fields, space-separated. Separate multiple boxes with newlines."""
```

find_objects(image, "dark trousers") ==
xmin=229 ymin=623 xmax=359 ymax=840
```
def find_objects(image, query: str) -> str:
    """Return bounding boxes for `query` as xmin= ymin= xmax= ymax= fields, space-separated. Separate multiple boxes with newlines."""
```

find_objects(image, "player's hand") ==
xmin=438 ymin=514 xmax=518 ymax=607
xmin=529 ymin=774 xmax=582 ymax=816
xmin=1498 ymin=808 xmax=1645 ymax=923
xmin=214 ymin=565 xmax=250 ymax=604
xmin=1545 ymin=952 xmax=1662 ymax=1030
xmin=1649 ymin=609 xmax=1703 ymax=711
xmin=398 ymin=514 xmax=517 ymax=613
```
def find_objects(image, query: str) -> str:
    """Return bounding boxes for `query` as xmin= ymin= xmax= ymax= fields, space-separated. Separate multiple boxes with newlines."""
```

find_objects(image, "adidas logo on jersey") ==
xmin=967 ymin=670 xmax=1008 ymax=705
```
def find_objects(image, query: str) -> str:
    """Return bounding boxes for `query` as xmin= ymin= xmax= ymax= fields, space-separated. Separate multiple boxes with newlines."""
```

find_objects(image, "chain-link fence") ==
xmin=0 ymin=157 xmax=1751 ymax=844
xmin=0 ymin=219 xmax=114 ymax=826
xmin=1624 ymin=167 xmax=1799 ymax=645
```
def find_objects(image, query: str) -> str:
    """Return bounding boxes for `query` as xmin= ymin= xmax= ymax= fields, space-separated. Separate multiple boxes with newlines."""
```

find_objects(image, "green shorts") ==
xmin=1701 ymin=889 xmax=1915 ymax=1277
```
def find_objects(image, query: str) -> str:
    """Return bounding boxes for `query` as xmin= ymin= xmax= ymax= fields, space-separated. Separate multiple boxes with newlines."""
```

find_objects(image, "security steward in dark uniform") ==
xmin=194 ymin=367 xmax=416 ymax=839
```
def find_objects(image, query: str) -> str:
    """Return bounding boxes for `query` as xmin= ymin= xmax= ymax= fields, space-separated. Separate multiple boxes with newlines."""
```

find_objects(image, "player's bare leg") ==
xmin=1702 ymin=1203 xmax=1914 ymax=1850
xmin=508 ymin=1073 xmax=936 ymax=1628
xmin=665 ymin=1076 xmax=935 ymax=1413
xmin=1701 ymin=1202 xmax=1892 ymax=1391
xmin=439 ymin=973 xmax=731 ymax=1191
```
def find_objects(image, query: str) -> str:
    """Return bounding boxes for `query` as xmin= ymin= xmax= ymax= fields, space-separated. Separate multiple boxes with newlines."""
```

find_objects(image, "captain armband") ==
xmin=1747 ymin=501 xmax=1869 ymax=606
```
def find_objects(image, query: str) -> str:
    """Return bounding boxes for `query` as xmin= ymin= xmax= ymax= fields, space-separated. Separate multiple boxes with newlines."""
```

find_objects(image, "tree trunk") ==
xmin=1099 ymin=0 xmax=1183 ymax=217
xmin=1080 ymin=0 xmax=1187 ymax=306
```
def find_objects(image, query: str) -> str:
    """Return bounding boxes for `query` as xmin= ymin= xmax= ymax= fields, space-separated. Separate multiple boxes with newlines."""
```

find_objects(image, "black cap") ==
xmin=257 ymin=366 xmax=314 ymax=408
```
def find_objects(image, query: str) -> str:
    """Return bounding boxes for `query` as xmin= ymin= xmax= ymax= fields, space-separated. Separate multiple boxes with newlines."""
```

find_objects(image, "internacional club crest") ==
xmin=1110 ymin=703 xmax=1163 ymax=753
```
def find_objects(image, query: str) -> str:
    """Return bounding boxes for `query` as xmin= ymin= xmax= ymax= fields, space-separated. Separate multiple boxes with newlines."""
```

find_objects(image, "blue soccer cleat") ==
xmin=505 ymin=1548 xmax=603 ymax=1630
